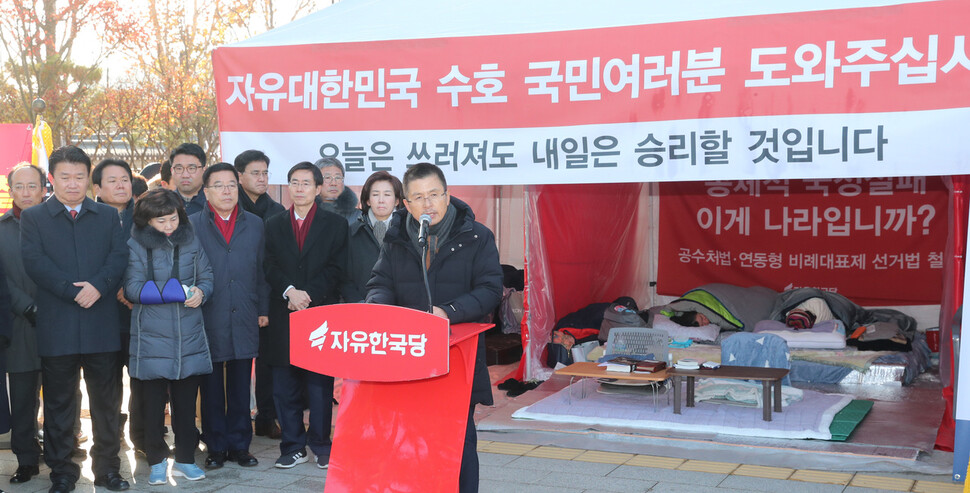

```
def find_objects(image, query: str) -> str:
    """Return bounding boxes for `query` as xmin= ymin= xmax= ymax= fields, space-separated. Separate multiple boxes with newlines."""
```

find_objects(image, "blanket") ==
xmin=769 ymin=288 xmax=917 ymax=340
xmin=753 ymin=319 xmax=847 ymax=349
xmin=664 ymin=283 xmax=777 ymax=331
xmin=512 ymin=380 xmax=853 ymax=440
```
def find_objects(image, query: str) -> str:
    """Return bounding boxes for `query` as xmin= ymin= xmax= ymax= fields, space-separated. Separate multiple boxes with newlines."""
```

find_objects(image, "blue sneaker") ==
xmin=149 ymin=459 xmax=168 ymax=485
xmin=172 ymin=462 xmax=205 ymax=481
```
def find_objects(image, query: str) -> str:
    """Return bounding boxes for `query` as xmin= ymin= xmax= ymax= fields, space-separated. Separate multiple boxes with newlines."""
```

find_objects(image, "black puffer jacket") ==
xmin=366 ymin=198 xmax=503 ymax=405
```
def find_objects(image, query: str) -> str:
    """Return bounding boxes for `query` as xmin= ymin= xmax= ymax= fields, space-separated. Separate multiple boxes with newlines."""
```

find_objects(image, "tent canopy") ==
xmin=229 ymin=0 xmax=920 ymax=47
xmin=214 ymin=0 xmax=970 ymax=477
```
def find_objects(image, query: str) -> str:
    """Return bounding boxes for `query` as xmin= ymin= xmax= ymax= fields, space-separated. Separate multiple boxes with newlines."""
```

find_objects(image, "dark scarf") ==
xmin=290 ymin=202 xmax=317 ymax=252
xmin=406 ymin=203 xmax=457 ymax=268
xmin=238 ymin=188 xmax=276 ymax=220
xmin=12 ymin=203 xmax=23 ymax=219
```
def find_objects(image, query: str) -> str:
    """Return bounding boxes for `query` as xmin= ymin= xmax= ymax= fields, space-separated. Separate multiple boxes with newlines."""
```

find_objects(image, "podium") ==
xmin=289 ymin=303 xmax=492 ymax=492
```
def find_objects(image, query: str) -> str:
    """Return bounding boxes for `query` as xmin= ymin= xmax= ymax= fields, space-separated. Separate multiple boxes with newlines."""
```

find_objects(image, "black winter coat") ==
xmin=341 ymin=213 xmax=399 ymax=303
xmin=366 ymin=197 xmax=502 ymax=405
xmin=263 ymin=205 xmax=348 ymax=367
xmin=21 ymin=196 xmax=128 ymax=357
xmin=0 ymin=210 xmax=40 ymax=373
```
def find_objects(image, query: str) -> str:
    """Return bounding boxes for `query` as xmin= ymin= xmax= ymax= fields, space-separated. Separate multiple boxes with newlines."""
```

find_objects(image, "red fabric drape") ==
xmin=522 ymin=183 xmax=651 ymax=378
xmin=936 ymin=175 xmax=970 ymax=451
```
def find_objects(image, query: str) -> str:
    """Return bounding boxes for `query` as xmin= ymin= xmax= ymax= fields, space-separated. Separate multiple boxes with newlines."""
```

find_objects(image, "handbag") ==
xmin=137 ymin=245 xmax=187 ymax=304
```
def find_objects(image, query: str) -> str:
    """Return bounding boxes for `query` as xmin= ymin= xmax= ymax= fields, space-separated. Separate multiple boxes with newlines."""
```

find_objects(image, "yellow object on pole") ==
xmin=965 ymin=460 xmax=969 ymax=493
xmin=31 ymin=115 xmax=52 ymax=173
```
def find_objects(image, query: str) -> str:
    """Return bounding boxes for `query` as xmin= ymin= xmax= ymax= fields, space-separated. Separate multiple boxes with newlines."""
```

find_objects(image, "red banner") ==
xmin=289 ymin=303 xmax=449 ymax=382
xmin=213 ymin=1 xmax=970 ymax=186
xmin=0 ymin=124 xmax=33 ymax=214
xmin=214 ymin=1 xmax=970 ymax=133
xmin=657 ymin=177 xmax=948 ymax=305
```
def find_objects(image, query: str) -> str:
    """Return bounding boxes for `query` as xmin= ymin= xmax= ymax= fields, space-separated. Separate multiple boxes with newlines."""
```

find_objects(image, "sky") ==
xmin=65 ymin=1 xmax=330 ymax=84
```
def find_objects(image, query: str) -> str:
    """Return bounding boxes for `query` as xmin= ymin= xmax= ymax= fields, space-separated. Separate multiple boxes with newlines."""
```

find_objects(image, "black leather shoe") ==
xmin=93 ymin=472 xmax=129 ymax=491
xmin=227 ymin=450 xmax=258 ymax=467
xmin=10 ymin=464 xmax=39 ymax=483
xmin=48 ymin=479 xmax=75 ymax=493
xmin=254 ymin=420 xmax=282 ymax=439
xmin=205 ymin=450 xmax=226 ymax=469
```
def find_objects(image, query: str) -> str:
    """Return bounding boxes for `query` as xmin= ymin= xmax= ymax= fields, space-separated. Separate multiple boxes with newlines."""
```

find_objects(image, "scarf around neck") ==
xmin=406 ymin=203 xmax=457 ymax=267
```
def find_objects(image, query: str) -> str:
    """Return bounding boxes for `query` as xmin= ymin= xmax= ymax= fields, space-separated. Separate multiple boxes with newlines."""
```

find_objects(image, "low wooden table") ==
xmin=554 ymin=362 xmax=669 ymax=409
xmin=669 ymin=366 xmax=789 ymax=421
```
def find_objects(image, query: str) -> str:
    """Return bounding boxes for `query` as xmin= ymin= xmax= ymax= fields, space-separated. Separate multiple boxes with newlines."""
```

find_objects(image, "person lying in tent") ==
xmin=667 ymin=311 xmax=710 ymax=327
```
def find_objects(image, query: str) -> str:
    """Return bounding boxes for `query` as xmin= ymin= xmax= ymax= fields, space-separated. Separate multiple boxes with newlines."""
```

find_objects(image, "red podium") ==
xmin=289 ymin=303 xmax=492 ymax=493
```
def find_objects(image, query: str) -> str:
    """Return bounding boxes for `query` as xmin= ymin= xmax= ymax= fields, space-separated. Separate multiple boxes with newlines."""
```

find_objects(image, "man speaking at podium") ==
xmin=366 ymin=162 xmax=503 ymax=493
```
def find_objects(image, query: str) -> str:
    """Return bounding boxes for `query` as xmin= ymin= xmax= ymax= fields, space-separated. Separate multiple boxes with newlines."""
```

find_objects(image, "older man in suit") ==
xmin=191 ymin=162 xmax=268 ymax=469
xmin=263 ymin=161 xmax=347 ymax=470
xmin=0 ymin=163 xmax=46 ymax=485
xmin=21 ymin=145 xmax=131 ymax=493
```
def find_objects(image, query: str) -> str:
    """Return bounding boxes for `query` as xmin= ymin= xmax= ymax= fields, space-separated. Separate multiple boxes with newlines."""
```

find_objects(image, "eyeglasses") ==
xmin=246 ymin=170 xmax=271 ymax=178
xmin=288 ymin=180 xmax=315 ymax=189
xmin=322 ymin=175 xmax=344 ymax=183
xmin=406 ymin=191 xmax=447 ymax=204
xmin=172 ymin=164 xmax=201 ymax=174
xmin=12 ymin=183 xmax=41 ymax=192
xmin=207 ymin=182 xmax=238 ymax=191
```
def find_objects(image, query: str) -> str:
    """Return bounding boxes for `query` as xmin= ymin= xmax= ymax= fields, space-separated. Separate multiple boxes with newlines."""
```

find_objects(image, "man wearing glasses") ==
xmin=313 ymin=157 xmax=361 ymax=223
xmin=263 ymin=162 xmax=347 ymax=470
xmin=0 ymin=163 xmax=46 ymax=485
xmin=233 ymin=149 xmax=284 ymax=441
xmin=366 ymin=162 xmax=502 ymax=493
xmin=169 ymin=143 xmax=208 ymax=215
xmin=191 ymin=163 xmax=268 ymax=469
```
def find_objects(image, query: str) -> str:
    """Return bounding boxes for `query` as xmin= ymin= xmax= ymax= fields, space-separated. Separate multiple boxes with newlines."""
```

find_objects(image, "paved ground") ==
xmin=0 ymin=423 xmax=962 ymax=492
xmin=0 ymin=363 xmax=962 ymax=492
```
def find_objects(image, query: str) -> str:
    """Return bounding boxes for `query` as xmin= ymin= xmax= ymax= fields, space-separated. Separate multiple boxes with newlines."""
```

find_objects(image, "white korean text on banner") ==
xmin=656 ymin=177 xmax=947 ymax=305
xmin=213 ymin=1 xmax=970 ymax=185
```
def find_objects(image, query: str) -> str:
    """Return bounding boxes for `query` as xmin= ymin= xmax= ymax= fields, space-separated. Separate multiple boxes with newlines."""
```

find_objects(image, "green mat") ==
xmin=828 ymin=399 xmax=874 ymax=441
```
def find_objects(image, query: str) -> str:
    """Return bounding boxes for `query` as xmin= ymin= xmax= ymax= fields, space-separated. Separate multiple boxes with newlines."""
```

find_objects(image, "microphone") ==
xmin=418 ymin=213 xmax=433 ymax=313
xmin=418 ymin=214 xmax=431 ymax=247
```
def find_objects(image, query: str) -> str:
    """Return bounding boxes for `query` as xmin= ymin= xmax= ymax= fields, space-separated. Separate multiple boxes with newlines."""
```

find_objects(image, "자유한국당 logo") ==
xmin=309 ymin=321 xmax=329 ymax=350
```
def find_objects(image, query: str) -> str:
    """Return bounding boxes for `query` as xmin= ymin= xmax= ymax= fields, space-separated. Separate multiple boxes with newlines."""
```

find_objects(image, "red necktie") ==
xmin=70 ymin=210 xmax=78 ymax=220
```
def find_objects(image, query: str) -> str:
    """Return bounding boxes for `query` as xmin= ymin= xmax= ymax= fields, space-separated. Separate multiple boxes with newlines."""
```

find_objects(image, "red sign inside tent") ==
xmin=657 ymin=177 xmax=948 ymax=305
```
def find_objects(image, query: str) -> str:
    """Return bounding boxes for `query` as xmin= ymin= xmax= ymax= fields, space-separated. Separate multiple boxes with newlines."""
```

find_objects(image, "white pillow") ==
xmin=652 ymin=313 xmax=721 ymax=342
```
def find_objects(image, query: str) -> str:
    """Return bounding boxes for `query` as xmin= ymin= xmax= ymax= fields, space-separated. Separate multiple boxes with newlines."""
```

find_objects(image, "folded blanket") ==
xmin=753 ymin=320 xmax=847 ymax=349
xmin=695 ymin=379 xmax=804 ymax=408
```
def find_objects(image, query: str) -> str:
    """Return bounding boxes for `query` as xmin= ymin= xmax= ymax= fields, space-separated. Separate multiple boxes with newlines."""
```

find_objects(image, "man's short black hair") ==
xmin=169 ymin=143 xmax=207 ymax=167
xmin=160 ymin=160 xmax=172 ymax=183
xmin=91 ymin=159 xmax=133 ymax=186
xmin=7 ymin=162 xmax=46 ymax=189
xmin=131 ymin=175 xmax=148 ymax=198
xmin=48 ymin=145 xmax=92 ymax=175
xmin=234 ymin=150 xmax=270 ymax=173
xmin=203 ymin=162 xmax=239 ymax=187
xmin=287 ymin=161 xmax=323 ymax=186
xmin=402 ymin=162 xmax=447 ymax=196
